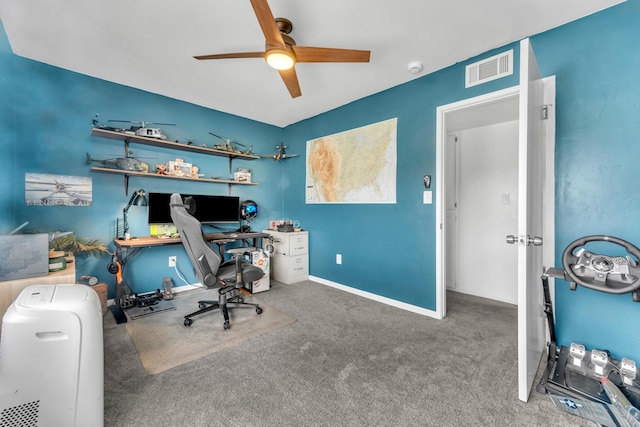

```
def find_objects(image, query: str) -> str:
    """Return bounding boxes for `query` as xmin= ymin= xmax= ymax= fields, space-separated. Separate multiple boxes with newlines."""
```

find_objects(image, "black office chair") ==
xmin=169 ymin=193 xmax=264 ymax=330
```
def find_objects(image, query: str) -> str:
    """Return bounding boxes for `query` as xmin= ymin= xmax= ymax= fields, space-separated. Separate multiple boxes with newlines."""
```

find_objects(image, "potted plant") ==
xmin=48 ymin=232 xmax=109 ymax=259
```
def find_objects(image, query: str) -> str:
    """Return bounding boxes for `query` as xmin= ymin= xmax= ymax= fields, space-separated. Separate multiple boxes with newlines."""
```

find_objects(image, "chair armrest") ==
xmin=197 ymin=254 xmax=218 ymax=288
xmin=226 ymin=247 xmax=256 ymax=256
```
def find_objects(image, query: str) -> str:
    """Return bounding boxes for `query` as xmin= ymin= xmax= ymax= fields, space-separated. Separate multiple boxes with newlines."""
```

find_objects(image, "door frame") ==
xmin=434 ymin=80 xmax=555 ymax=320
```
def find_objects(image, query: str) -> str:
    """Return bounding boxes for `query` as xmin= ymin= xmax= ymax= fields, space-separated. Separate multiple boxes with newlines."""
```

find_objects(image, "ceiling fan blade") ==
xmin=250 ymin=0 xmax=285 ymax=48
xmin=278 ymin=67 xmax=302 ymax=98
xmin=292 ymin=46 xmax=370 ymax=63
xmin=194 ymin=52 xmax=265 ymax=60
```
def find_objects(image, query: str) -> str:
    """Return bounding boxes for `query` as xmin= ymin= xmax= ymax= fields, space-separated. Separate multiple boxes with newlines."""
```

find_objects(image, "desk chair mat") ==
xmin=124 ymin=288 xmax=296 ymax=374
xmin=126 ymin=299 xmax=176 ymax=320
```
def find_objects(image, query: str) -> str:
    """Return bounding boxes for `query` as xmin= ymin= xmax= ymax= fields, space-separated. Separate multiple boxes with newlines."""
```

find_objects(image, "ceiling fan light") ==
xmin=266 ymin=49 xmax=295 ymax=70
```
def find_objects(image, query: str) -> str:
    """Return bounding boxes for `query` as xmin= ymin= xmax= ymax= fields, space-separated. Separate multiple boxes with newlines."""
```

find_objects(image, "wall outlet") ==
xmin=336 ymin=254 xmax=342 ymax=265
xmin=168 ymin=256 xmax=176 ymax=268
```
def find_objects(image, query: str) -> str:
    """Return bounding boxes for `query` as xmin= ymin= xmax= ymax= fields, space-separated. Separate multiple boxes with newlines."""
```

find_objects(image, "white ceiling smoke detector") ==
xmin=407 ymin=61 xmax=423 ymax=74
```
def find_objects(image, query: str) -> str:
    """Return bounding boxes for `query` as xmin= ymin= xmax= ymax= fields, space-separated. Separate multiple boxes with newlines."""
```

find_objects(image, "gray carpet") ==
xmin=124 ymin=289 xmax=297 ymax=374
xmin=104 ymin=280 xmax=592 ymax=426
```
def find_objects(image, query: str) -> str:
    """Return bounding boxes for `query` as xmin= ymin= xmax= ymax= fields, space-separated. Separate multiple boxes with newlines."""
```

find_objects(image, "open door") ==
xmin=436 ymin=38 xmax=555 ymax=401
xmin=515 ymin=38 xmax=546 ymax=402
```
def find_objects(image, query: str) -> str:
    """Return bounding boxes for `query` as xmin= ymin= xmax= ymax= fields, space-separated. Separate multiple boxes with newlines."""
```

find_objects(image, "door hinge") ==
xmin=542 ymin=105 xmax=549 ymax=120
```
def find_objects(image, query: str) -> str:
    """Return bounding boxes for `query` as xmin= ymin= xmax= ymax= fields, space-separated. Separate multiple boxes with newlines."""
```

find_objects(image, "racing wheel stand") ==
xmin=537 ymin=236 xmax=640 ymax=412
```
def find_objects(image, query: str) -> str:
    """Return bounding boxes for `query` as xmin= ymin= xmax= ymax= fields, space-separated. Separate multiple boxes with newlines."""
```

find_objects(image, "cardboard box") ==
xmin=245 ymin=249 xmax=270 ymax=293
xmin=166 ymin=160 xmax=192 ymax=177
xmin=267 ymin=219 xmax=292 ymax=230
xmin=90 ymin=282 xmax=108 ymax=316
xmin=0 ymin=234 xmax=49 ymax=281
xmin=150 ymin=224 xmax=178 ymax=237
xmin=233 ymin=171 xmax=251 ymax=182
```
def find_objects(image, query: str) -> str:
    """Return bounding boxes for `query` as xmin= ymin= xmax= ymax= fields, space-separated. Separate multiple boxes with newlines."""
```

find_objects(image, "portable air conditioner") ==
xmin=0 ymin=284 xmax=104 ymax=427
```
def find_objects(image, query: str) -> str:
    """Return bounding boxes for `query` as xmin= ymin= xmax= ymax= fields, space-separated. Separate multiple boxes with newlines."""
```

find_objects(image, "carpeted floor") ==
xmin=104 ymin=280 xmax=592 ymax=426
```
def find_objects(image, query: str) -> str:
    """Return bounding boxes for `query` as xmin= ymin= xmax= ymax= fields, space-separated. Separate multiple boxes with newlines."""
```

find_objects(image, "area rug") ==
xmin=125 ymin=288 xmax=297 ymax=374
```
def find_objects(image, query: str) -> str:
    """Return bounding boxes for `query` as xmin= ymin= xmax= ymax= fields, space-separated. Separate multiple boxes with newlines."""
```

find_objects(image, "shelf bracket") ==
xmin=123 ymin=138 xmax=131 ymax=195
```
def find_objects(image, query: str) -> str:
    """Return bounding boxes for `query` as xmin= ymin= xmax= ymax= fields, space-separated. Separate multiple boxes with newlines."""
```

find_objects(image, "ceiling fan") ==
xmin=193 ymin=0 xmax=371 ymax=98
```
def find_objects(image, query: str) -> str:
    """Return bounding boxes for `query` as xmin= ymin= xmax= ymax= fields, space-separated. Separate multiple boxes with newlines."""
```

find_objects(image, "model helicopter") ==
xmin=92 ymin=115 xmax=177 ymax=140
xmin=208 ymin=132 xmax=253 ymax=154
xmin=25 ymin=179 xmax=92 ymax=206
xmin=85 ymin=153 xmax=150 ymax=172
xmin=92 ymin=114 xmax=126 ymax=132
xmin=108 ymin=119 xmax=177 ymax=140
xmin=261 ymin=145 xmax=300 ymax=162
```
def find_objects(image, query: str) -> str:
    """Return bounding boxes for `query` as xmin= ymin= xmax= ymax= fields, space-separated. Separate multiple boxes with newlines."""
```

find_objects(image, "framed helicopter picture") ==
xmin=25 ymin=173 xmax=92 ymax=206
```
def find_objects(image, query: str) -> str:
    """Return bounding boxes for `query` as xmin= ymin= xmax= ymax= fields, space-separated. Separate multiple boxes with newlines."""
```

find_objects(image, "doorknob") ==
xmin=528 ymin=236 xmax=543 ymax=246
xmin=505 ymin=235 xmax=543 ymax=246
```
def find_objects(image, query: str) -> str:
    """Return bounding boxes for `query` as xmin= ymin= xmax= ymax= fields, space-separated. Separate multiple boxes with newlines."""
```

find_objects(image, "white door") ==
xmin=436 ymin=38 xmax=553 ymax=401
xmin=515 ymin=38 xmax=546 ymax=402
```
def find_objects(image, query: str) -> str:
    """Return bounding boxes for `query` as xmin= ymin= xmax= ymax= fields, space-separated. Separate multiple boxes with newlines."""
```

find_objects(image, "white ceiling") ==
xmin=0 ymin=0 xmax=624 ymax=127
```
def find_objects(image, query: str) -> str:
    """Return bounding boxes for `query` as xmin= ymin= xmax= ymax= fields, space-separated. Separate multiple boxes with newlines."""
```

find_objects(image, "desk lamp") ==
xmin=122 ymin=189 xmax=147 ymax=239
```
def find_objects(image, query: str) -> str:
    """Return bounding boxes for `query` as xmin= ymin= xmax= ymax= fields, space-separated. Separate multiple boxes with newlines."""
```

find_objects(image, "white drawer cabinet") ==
xmin=263 ymin=230 xmax=309 ymax=284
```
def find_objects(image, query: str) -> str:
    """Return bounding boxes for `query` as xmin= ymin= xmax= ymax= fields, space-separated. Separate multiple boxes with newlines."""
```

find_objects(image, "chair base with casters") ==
xmin=183 ymin=248 xmax=264 ymax=330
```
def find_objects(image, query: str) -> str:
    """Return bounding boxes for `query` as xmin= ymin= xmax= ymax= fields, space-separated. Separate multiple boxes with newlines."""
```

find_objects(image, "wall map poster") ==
xmin=306 ymin=118 xmax=397 ymax=204
xmin=25 ymin=173 xmax=92 ymax=206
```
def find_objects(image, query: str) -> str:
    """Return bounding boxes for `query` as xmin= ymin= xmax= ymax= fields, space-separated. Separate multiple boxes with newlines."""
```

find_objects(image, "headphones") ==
xmin=107 ymin=253 xmax=119 ymax=274
xmin=240 ymin=200 xmax=258 ymax=221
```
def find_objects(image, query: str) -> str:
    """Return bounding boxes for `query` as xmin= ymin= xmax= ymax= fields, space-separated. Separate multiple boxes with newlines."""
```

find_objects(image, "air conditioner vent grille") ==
xmin=465 ymin=50 xmax=513 ymax=88
xmin=1 ymin=400 xmax=40 ymax=427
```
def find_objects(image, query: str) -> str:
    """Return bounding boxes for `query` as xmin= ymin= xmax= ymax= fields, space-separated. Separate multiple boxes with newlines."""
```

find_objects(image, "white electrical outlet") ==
xmin=168 ymin=256 xmax=176 ymax=267
xmin=336 ymin=254 xmax=342 ymax=265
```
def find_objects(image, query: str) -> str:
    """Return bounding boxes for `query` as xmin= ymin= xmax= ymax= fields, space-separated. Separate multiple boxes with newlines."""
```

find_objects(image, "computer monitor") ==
xmin=147 ymin=193 xmax=240 ymax=225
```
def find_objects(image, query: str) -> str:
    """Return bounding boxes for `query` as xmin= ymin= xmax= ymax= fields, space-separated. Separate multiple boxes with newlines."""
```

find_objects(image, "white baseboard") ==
xmin=309 ymin=276 xmax=440 ymax=319
xmin=108 ymin=279 xmax=441 ymax=321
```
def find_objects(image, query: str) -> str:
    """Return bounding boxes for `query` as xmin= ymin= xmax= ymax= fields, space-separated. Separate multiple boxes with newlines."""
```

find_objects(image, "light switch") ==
xmin=423 ymin=191 xmax=432 ymax=204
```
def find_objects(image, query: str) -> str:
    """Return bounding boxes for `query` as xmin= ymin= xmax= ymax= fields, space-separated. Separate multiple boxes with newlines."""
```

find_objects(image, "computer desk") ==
xmin=110 ymin=231 xmax=270 ymax=324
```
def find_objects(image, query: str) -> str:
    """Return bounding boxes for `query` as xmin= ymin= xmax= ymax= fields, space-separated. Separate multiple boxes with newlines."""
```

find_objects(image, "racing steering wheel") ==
xmin=562 ymin=235 xmax=640 ymax=297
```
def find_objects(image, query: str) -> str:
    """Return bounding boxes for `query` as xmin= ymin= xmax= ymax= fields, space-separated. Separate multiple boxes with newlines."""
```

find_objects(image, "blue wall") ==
xmin=533 ymin=1 xmax=640 ymax=361
xmin=3 ymin=0 xmax=640 ymax=362
xmin=283 ymin=46 xmax=521 ymax=310
xmin=0 ymin=23 xmax=14 ymax=231
xmin=1 ymin=21 xmax=284 ymax=296
xmin=282 ymin=0 xmax=640 ymax=361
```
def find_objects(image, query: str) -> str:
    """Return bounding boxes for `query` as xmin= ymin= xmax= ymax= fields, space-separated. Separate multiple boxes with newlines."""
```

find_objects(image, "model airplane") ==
xmin=85 ymin=153 xmax=149 ymax=172
xmin=208 ymin=132 xmax=253 ymax=154
xmin=261 ymin=145 xmax=299 ymax=162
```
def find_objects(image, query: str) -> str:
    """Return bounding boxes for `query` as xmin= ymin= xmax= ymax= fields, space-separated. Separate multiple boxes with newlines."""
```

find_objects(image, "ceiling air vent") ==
xmin=465 ymin=49 xmax=513 ymax=88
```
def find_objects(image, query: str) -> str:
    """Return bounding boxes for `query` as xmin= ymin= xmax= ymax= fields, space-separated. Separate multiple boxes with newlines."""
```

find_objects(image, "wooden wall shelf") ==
xmin=90 ymin=128 xmax=260 ymax=194
xmin=91 ymin=128 xmax=260 ymax=160
xmin=90 ymin=167 xmax=259 ymax=186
